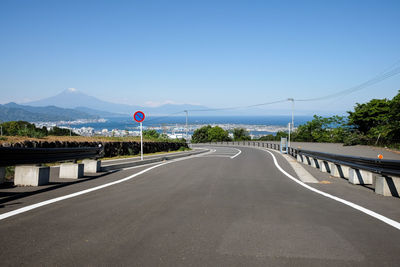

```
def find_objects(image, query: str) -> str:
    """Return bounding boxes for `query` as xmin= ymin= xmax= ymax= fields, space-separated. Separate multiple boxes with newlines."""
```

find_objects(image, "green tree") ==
xmin=0 ymin=121 xmax=48 ymax=138
xmin=388 ymin=91 xmax=400 ymax=142
xmin=348 ymin=99 xmax=390 ymax=135
xmin=191 ymin=125 xmax=212 ymax=143
xmin=207 ymin=126 xmax=231 ymax=142
xmin=293 ymin=115 xmax=347 ymax=143
xmin=347 ymin=93 xmax=398 ymax=144
xmin=143 ymin=129 xmax=160 ymax=139
xmin=233 ymin=128 xmax=251 ymax=141
xmin=191 ymin=125 xmax=231 ymax=143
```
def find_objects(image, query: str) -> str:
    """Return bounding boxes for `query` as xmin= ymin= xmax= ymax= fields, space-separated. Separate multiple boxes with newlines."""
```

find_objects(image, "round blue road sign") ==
xmin=133 ymin=111 xmax=145 ymax=123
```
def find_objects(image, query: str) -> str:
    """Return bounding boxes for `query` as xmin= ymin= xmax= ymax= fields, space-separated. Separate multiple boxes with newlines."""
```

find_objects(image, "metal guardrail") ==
xmin=0 ymin=146 xmax=103 ymax=167
xmin=298 ymin=149 xmax=400 ymax=177
xmin=202 ymin=141 xmax=400 ymax=177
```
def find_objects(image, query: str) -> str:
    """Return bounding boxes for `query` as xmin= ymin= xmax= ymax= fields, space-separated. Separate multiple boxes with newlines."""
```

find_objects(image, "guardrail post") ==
xmin=0 ymin=167 xmax=5 ymax=184
xmin=329 ymin=163 xmax=350 ymax=179
xmin=83 ymin=159 xmax=101 ymax=173
xmin=310 ymin=158 xmax=319 ymax=168
xmin=375 ymin=176 xmax=400 ymax=197
xmin=303 ymin=155 xmax=311 ymax=165
xmin=348 ymin=169 xmax=374 ymax=185
xmin=59 ymin=163 xmax=84 ymax=179
xmin=297 ymin=154 xmax=303 ymax=163
xmin=317 ymin=159 xmax=330 ymax=173
xmin=14 ymin=165 xmax=50 ymax=186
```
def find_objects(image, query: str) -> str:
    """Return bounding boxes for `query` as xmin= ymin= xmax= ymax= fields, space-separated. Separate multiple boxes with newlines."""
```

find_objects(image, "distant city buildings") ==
xmin=32 ymin=118 xmax=293 ymax=139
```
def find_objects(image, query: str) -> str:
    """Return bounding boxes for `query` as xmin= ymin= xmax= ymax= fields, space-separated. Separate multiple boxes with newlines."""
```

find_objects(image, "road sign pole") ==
xmin=140 ymin=122 xmax=143 ymax=161
xmin=133 ymin=111 xmax=146 ymax=160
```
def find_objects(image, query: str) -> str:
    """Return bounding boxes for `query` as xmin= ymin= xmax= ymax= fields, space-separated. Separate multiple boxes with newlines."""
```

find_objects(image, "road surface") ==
xmin=0 ymin=146 xmax=399 ymax=266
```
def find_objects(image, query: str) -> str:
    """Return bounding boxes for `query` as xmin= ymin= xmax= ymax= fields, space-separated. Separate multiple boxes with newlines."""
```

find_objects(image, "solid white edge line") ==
xmin=230 ymin=148 xmax=242 ymax=159
xmin=0 ymin=149 xmax=213 ymax=221
xmin=264 ymin=149 xmax=400 ymax=231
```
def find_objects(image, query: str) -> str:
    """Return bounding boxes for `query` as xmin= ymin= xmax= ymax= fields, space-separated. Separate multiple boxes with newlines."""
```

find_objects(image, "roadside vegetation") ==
xmin=0 ymin=121 xmax=77 ymax=138
xmin=192 ymin=91 xmax=400 ymax=148
xmin=0 ymin=122 xmax=186 ymax=145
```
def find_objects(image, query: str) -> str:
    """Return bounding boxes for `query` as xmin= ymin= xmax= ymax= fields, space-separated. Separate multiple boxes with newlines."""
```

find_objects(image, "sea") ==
xmin=58 ymin=115 xmax=314 ymax=136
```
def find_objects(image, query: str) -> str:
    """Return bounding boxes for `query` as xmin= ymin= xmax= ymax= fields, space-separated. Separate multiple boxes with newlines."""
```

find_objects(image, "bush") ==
xmin=191 ymin=125 xmax=231 ymax=143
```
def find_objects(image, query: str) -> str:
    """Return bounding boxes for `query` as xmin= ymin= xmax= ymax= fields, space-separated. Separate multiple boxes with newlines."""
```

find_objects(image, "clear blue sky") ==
xmin=1 ymin=0 xmax=399 ymax=114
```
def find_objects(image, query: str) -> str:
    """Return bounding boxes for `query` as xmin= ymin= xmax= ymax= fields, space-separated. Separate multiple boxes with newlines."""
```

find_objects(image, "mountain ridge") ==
xmin=26 ymin=89 xmax=209 ymax=115
xmin=0 ymin=102 xmax=96 ymax=122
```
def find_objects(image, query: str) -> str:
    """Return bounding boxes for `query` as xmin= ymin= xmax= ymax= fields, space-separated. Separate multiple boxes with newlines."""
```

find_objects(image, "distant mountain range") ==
xmin=0 ymin=89 xmax=210 ymax=122
xmin=26 ymin=88 xmax=208 ymax=115
xmin=0 ymin=103 xmax=97 ymax=122
xmin=1 ymin=89 xmax=339 ymax=123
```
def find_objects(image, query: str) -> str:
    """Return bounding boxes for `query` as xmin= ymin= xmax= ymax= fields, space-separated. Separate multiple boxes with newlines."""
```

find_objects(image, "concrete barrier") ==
xmin=0 ymin=167 xmax=5 ymax=184
xmin=348 ymin=168 xmax=374 ymax=185
xmin=59 ymin=163 xmax=84 ymax=179
xmin=83 ymin=160 xmax=101 ymax=173
xmin=310 ymin=157 xmax=319 ymax=168
xmin=297 ymin=154 xmax=303 ymax=163
xmin=304 ymin=155 xmax=311 ymax=165
xmin=14 ymin=165 xmax=50 ymax=186
xmin=375 ymin=176 xmax=400 ymax=197
xmin=317 ymin=159 xmax=330 ymax=173
xmin=329 ymin=163 xmax=350 ymax=179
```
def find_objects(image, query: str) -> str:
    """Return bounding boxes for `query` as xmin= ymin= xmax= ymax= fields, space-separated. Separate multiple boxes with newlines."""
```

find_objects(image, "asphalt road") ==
xmin=0 ymin=146 xmax=399 ymax=266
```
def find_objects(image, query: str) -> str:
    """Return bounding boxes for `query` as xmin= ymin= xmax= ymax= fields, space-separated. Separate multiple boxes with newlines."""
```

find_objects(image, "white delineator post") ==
xmin=140 ymin=122 xmax=143 ymax=161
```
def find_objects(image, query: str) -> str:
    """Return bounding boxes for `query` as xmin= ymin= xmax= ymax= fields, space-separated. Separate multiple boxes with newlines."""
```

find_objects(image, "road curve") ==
xmin=0 ymin=146 xmax=399 ymax=266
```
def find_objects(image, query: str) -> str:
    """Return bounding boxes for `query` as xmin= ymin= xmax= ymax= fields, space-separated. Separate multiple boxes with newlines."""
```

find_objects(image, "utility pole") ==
xmin=1 ymin=125 xmax=2 ymax=136
xmin=287 ymin=98 xmax=295 ymax=147
xmin=184 ymin=110 xmax=188 ymax=140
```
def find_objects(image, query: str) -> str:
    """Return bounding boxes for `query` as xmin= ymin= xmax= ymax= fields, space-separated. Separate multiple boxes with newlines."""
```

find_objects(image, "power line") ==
xmin=187 ymin=99 xmax=288 ymax=112
xmin=296 ymin=60 xmax=400 ymax=102
xmin=144 ymin=110 xmax=185 ymax=123
xmin=142 ymin=58 xmax=400 ymax=122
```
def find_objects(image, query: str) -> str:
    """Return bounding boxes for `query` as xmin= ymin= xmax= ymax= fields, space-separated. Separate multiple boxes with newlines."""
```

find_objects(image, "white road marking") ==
xmin=102 ymin=149 xmax=207 ymax=166
xmin=265 ymin=149 xmax=400 ymax=231
xmin=280 ymin=153 xmax=318 ymax=183
xmin=0 ymin=149 xmax=213 ymax=221
xmin=230 ymin=148 xmax=242 ymax=159
xmin=122 ymin=161 xmax=164 ymax=170
xmin=200 ymin=156 xmax=233 ymax=158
